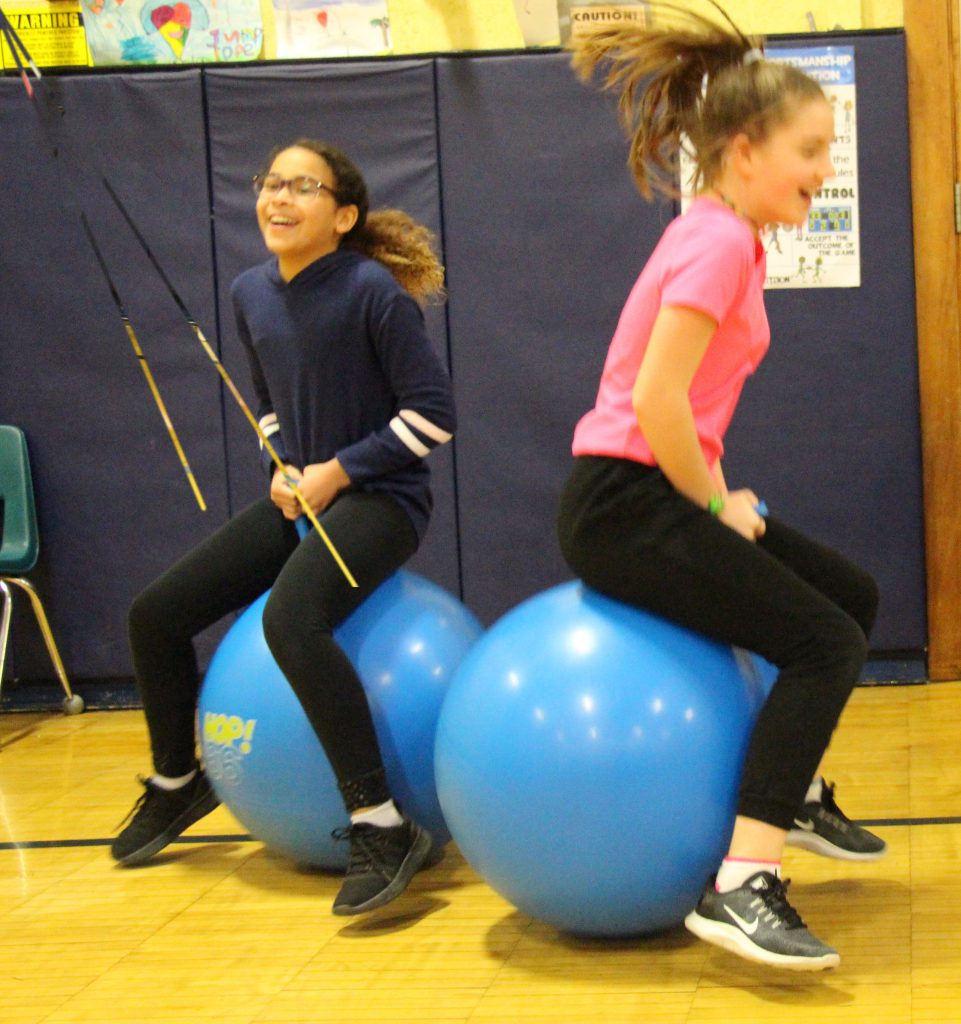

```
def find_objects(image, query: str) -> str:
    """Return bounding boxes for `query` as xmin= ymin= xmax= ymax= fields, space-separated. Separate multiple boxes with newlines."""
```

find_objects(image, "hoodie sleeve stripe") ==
xmin=389 ymin=415 xmax=431 ymax=458
xmin=398 ymin=408 xmax=453 ymax=445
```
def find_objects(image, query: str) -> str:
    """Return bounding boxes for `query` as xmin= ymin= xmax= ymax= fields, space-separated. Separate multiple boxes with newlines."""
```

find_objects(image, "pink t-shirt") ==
xmin=572 ymin=197 xmax=769 ymax=469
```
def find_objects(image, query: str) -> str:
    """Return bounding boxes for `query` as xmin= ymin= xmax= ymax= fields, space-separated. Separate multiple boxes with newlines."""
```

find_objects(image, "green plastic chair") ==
xmin=0 ymin=426 xmax=84 ymax=716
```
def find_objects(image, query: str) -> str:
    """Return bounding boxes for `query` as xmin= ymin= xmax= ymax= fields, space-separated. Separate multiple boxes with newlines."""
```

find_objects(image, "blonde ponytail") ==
xmin=571 ymin=2 xmax=821 ymax=197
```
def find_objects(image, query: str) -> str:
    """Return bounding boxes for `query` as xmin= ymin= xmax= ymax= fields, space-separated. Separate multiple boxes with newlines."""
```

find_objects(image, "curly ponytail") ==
xmin=344 ymin=209 xmax=446 ymax=306
xmin=274 ymin=139 xmax=446 ymax=305
xmin=571 ymin=1 xmax=824 ymax=198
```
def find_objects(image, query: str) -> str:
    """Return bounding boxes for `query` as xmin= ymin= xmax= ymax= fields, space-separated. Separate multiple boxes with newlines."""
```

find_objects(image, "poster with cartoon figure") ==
xmin=81 ymin=0 xmax=264 ymax=64
xmin=271 ymin=0 xmax=389 ymax=58
xmin=680 ymin=45 xmax=861 ymax=290
xmin=762 ymin=46 xmax=860 ymax=289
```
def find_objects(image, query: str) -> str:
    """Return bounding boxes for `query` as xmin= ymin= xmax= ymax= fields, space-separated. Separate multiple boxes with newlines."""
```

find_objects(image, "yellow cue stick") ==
xmin=80 ymin=213 xmax=207 ymax=511
xmin=122 ymin=321 xmax=207 ymax=511
xmin=186 ymin=317 xmax=358 ymax=588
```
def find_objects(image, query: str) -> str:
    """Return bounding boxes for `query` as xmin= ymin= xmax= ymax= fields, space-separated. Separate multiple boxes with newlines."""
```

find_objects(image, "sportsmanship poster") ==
xmin=764 ymin=46 xmax=860 ymax=289
xmin=680 ymin=45 xmax=861 ymax=290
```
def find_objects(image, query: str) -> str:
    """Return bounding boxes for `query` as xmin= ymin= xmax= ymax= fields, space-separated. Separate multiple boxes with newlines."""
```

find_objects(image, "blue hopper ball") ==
xmin=435 ymin=582 xmax=774 ymax=937
xmin=199 ymin=570 xmax=483 ymax=868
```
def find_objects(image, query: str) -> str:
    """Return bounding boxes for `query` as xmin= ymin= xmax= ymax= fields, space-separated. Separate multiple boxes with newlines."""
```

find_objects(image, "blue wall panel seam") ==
xmin=431 ymin=57 xmax=465 ymax=604
xmin=200 ymin=66 xmax=234 ymax=523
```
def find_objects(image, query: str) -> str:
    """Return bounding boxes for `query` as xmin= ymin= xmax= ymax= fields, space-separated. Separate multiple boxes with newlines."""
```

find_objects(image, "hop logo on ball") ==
xmin=201 ymin=711 xmax=257 ymax=786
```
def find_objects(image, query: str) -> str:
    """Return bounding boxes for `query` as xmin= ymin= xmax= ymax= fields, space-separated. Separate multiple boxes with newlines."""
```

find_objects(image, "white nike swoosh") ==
xmin=724 ymin=906 xmax=760 ymax=935
xmin=793 ymin=817 xmax=816 ymax=832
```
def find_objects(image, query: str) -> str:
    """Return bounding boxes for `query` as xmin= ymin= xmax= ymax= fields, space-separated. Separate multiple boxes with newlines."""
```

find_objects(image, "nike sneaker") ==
xmin=684 ymin=871 xmax=840 ymax=971
xmin=787 ymin=779 xmax=887 ymax=861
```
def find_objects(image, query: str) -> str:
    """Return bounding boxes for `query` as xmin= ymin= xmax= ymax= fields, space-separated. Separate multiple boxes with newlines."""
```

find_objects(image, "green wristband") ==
xmin=708 ymin=493 xmax=725 ymax=517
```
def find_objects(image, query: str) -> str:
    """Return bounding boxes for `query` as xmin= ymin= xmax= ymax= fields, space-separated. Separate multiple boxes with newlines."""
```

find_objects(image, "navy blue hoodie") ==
xmin=231 ymin=248 xmax=455 ymax=540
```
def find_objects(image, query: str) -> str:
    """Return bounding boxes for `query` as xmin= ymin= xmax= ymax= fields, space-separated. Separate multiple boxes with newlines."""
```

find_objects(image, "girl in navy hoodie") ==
xmin=113 ymin=140 xmax=455 ymax=917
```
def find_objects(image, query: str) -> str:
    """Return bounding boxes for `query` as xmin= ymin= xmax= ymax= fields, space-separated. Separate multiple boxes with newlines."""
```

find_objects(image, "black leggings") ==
xmin=557 ymin=456 xmax=879 ymax=831
xmin=129 ymin=492 xmax=418 ymax=802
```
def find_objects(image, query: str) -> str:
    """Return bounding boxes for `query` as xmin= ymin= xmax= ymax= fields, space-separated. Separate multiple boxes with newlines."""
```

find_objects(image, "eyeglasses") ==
xmin=252 ymin=173 xmax=339 ymax=200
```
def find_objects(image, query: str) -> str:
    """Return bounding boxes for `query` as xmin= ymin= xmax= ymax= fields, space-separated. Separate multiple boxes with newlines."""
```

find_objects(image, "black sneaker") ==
xmin=419 ymin=842 xmax=446 ymax=871
xmin=787 ymin=779 xmax=887 ymax=861
xmin=331 ymin=818 xmax=432 ymax=916
xmin=111 ymin=772 xmax=220 ymax=866
xmin=685 ymin=871 xmax=840 ymax=971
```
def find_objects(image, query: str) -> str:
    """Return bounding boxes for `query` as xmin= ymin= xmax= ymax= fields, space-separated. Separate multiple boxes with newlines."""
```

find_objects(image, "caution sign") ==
xmin=558 ymin=1 xmax=648 ymax=44
xmin=0 ymin=0 xmax=91 ymax=68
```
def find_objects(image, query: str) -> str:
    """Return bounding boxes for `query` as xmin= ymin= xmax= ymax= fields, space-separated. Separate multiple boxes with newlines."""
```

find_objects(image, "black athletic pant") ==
xmin=557 ymin=456 xmax=879 ymax=831
xmin=129 ymin=492 xmax=418 ymax=803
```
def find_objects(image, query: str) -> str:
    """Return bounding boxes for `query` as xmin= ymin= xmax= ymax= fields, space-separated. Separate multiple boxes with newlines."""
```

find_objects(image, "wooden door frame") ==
xmin=904 ymin=0 xmax=961 ymax=679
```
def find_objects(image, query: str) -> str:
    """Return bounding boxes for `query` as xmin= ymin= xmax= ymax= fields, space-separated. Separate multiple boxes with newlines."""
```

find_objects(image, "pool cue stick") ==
xmin=102 ymin=177 xmax=358 ymax=588
xmin=0 ymin=20 xmax=32 ymax=98
xmin=0 ymin=6 xmax=40 ymax=76
xmin=80 ymin=213 xmax=207 ymax=511
xmin=2 ymin=30 xmax=210 ymax=519
xmin=0 ymin=7 xmax=40 ymax=98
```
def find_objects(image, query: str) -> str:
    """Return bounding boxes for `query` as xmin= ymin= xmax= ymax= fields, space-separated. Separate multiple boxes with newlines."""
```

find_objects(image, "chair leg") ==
xmin=0 ymin=580 xmax=12 ymax=708
xmin=0 ymin=577 xmax=84 ymax=714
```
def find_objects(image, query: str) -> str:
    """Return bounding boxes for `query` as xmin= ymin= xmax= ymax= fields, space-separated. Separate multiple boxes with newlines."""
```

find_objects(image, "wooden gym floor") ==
xmin=1 ymin=681 xmax=960 ymax=1024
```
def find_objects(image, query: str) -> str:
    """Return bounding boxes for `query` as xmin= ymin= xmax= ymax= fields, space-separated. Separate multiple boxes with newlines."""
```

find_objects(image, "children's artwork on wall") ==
xmin=81 ymin=0 xmax=264 ymax=64
xmin=270 ymin=0 xmax=389 ymax=58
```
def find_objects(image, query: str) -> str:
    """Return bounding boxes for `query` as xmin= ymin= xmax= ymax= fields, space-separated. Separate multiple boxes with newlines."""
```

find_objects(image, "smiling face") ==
xmin=736 ymin=96 xmax=836 ymax=230
xmin=255 ymin=146 xmax=358 ymax=281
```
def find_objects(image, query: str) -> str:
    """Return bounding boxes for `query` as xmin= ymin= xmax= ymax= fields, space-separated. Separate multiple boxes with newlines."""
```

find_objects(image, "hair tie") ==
xmin=743 ymin=47 xmax=764 ymax=66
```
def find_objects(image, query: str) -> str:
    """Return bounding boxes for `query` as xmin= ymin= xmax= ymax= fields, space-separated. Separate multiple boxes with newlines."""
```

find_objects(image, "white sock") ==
xmin=151 ymin=769 xmax=197 ymax=791
xmin=351 ymin=800 xmax=404 ymax=828
xmin=805 ymin=776 xmax=824 ymax=804
xmin=715 ymin=857 xmax=781 ymax=893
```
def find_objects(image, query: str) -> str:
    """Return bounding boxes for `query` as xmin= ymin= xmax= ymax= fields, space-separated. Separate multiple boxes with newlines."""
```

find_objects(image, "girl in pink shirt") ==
xmin=557 ymin=4 xmax=883 ymax=971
